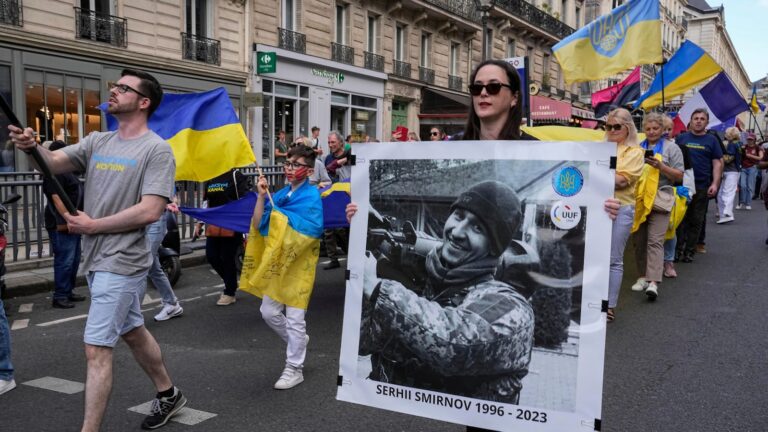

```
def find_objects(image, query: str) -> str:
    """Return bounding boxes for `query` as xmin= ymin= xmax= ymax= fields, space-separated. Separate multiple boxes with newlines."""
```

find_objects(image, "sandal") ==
xmin=607 ymin=308 xmax=615 ymax=323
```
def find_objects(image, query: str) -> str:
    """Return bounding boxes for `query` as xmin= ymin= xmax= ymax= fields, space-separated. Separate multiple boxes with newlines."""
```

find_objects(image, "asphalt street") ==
xmin=2 ymin=199 xmax=768 ymax=431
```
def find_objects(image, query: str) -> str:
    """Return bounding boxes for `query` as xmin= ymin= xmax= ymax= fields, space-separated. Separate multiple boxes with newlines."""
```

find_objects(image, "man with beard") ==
xmin=354 ymin=181 xmax=534 ymax=404
xmin=322 ymin=131 xmax=351 ymax=269
xmin=8 ymin=69 xmax=184 ymax=431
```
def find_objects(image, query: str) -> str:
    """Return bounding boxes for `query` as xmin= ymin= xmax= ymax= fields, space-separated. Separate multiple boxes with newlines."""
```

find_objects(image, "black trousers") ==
xmin=205 ymin=235 xmax=242 ymax=296
xmin=676 ymin=192 xmax=709 ymax=256
xmin=324 ymin=228 xmax=349 ymax=261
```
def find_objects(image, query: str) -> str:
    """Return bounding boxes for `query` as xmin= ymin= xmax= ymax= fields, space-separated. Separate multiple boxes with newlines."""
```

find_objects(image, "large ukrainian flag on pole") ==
xmin=239 ymin=181 xmax=323 ymax=310
xmin=105 ymin=87 xmax=256 ymax=181
xmin=553 ymin=0 xmax=662 ymax=84
xmin=633 ymin=41 xmax=722 ymax=110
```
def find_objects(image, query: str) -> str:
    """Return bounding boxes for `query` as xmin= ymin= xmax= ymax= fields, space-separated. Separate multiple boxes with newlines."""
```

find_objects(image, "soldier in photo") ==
xmin=355 ymin=180 xmax=534 ymax=404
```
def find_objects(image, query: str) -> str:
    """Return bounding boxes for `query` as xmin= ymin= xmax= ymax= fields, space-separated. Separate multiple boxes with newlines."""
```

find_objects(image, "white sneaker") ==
xmin=631 ymin=277 xmax=648 ymax=292
xmin=716 ymin=215 xmax=734 ymax=224
xmin=274 ymin=365 xmax=304 ymax=390
xmin=736 ymin=204 xmax=743 ymax=210
xmin=216 ymin=294 xmax=236 ymax=306
xmin=154 ymin=303 xmax=183 ymax=321
xmin=645 ymin=282 xmax=659 ymax=301
xmin=0 ymin=378 xmax=16 ymax=396
xmin=746 ymin=205 xmax=752 ymax=210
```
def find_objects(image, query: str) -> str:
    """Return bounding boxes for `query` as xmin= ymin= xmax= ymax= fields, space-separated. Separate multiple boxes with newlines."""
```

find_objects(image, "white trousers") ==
xmin=717 ymin=172 xmax=739 ymax=218
xmin=260 ymin=295 xmax=307 ymax=368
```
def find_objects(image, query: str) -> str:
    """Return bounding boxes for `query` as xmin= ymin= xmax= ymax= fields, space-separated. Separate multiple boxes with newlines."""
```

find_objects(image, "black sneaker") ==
xmin=141 ymin=387 xmax=187 ymax=430
xmin=323 ymin=259 xmax=341 ymax=270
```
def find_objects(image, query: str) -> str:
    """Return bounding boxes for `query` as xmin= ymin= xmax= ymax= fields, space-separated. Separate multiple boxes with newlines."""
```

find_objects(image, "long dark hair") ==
xmin=461 ymin=59 xmax=523 ymax=140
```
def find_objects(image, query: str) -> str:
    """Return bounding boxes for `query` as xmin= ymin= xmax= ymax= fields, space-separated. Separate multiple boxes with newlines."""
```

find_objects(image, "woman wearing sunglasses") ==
xmin=603 ymin=108 xmax=645 ymax=322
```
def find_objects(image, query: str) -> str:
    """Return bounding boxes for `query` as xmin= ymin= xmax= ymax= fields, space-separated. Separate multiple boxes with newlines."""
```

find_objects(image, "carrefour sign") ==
xmin=311 ymin=68 xmax=345 ymax=86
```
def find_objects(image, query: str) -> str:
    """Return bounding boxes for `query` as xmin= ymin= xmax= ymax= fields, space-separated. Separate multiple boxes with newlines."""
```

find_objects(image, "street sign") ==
xmin=257 ymin=51 xmax=276 ymax=74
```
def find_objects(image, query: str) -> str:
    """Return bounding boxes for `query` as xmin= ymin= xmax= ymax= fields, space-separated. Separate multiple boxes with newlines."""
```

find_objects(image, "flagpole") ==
xmin=254 ymin=163 xmax=275 ymax=207
xmin=750 ymin=111 xmax=765 ymax=140
xmin=660 ymin=60 xmax=666 ymax=111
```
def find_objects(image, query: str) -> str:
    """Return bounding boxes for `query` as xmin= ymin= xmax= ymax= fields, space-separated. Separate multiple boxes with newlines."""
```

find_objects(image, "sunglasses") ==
xmin=282 ymin=161 xmax=312 ymax=169
xmin=111 ymin=83 xmax=148 ymax=98
xmin=468 ymin=82 xmax=514 ymax=96
xmin=430 ymin=131 xmax=439 ymax=136
xmin=603 ymin=123 xmax=624 ymax=132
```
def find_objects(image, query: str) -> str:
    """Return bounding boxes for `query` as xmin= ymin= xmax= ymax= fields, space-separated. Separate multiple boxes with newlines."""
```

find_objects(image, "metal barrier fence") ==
xmin=0 ymin=166 xmax=286 ymax=263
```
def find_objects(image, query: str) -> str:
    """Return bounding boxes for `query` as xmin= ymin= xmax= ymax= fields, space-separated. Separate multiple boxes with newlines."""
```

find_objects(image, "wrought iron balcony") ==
xmin=181 ymin=32 xmax=221 ymax=66
xmin=495 ymin=0 xmax=575 ymax=40
xmin=74 ymin=7 xmax=127 ymax=47
xmin=419 ymin=66 xmax=435 ymax=84
xmin=393 ymin=60 xmax=411 ymax=79
xmin=0 ymin=0 xmax=22 ymax=26
xmin=448 ymin=75 xmax=463 ymax=91
xmin=278 ymin=27 xmax=306 ymax=54
xmin=421 ymin=0 xmax=480 ymax=23
xmin=331 ymin=42 xmax=355 ymax=65
xmin=364 ymin=51 xmax=384 ymax=72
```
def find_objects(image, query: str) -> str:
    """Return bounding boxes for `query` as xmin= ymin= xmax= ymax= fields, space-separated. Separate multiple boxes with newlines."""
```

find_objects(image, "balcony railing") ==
xmin=393 ymin=60 xmax=411 ymax=79
xmin=74 ymin=7 xmax=127 ymax=47
xmin=422 ymin=0 xmax=480 ymax=23
xmin=448 ymin=75 xmax=463 ymax=91
xmin=0 ymin=0 xmax=22 ymax=26
xmin=364 ymin=51 xmax=384 ymax=72
xmin=331 ymin=42 xmax=355 ymax=65
xmin=495 ymin=0 xmax=575 ymax=40
xmin=181 ymin=32 xmax=221 ymax=65
xmin=419 ymin=66 xmax=435 ymax=84
xmin=278 ymin=27 xmax=306 ymax=54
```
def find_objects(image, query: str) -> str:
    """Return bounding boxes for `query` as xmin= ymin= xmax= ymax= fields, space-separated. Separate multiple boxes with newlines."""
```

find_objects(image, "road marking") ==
xmin=142 ymin=293 xmax=161 ymax=306
xmin=23 ymin=376 xmax=84 ymax=394
xmin=204 ymin=292 xmax=220 ymax=297
xmin=209 ymin=269 xmax=218 ymax=275
xmin=37 ymin=314 xmax=88 ymax=327
xmin=320 ymin=257 xmax=348 ymax=265
xmin=183 ymin=296 xmax=201 ymax=302
xmin=213 ymin=283 xmax=225 ymax=288
xmin=129 ymin=401 xmax=217 ymax=425
xmin=18 ymin=303 xmax=33 ymax=313
xmin=11 ymin=319 xmax=29 ymax=330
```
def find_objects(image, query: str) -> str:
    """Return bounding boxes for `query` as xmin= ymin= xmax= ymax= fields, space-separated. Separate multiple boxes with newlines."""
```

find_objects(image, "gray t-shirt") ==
xmin=61 ymin=130 xmax=175 ymax=276
xmin=657 ymin=139 xmax=685 ymax=189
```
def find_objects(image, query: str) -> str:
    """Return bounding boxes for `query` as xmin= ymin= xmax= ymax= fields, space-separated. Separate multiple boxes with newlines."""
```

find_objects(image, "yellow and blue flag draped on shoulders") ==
xmin=238 ymin=180 xmax=323 ymax=310
xmin=553 ymin=0 xmax=661 ymax=83
xmin=750 ymin=85 xmax=765 ymax=114
xmin=633 ymin=41 xmax=722 ymax=110
xmin=104 ymin=87 xmax=255 ymax=181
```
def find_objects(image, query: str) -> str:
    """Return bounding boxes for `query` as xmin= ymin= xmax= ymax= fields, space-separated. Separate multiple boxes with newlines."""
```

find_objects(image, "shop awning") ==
xmin=572 ymin=106 xmax=597 ymax=120
xmin=530 ymin=96 xmax=571 ymax=121
xmin=421 ymin=87 xmax=470 ymax=115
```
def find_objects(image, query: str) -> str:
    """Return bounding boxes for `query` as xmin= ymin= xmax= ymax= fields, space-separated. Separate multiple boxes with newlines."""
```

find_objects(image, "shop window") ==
xmin=263 ymin=79 xmax=273 ymax=93
xmin=351 ymin=95 xmax=376 ymax=109
xmin=331 ymin=92 xmax=349 ymax=104
xmin=351 ymin=108 xmax=376 ymax=141
xmin=0 ymin=65 xmax=13 ymax=172
xmin=275 ymin=82 xmax=297 ymax=97
xmin=300 ymin=86 xmax=309 ymax=98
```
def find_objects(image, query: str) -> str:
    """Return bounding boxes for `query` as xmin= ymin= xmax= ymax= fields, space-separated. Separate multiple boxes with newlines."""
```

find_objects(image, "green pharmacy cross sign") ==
xmin=257 ymin=52 xmax=276 ymax=74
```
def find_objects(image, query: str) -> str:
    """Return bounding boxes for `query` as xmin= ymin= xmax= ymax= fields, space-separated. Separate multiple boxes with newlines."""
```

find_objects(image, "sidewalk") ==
xmin=2 ymin=239 xmax=209 ymax=299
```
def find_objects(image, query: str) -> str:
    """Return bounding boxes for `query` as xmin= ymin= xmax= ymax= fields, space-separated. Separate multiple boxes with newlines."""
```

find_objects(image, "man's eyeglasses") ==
xmin=111 ymin=83 xmax=148 ymax=98
xmin=603 ymin=123 xmax=624 ymax=132
xmin=282 ymin=161 xmax=312 ymax=169
xmin=468 ymin=82 xmax=514 ymax=96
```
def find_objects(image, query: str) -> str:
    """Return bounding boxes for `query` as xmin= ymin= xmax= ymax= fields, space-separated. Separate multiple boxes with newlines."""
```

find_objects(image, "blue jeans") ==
xmin=664 ymin=236 xmax=677 ymax=262
xmin=739 ymin=166 xmax=758 ymax=205
xmin=608 ymin=205 xmax=635 ymax=308
xmin=0 ymin=298 xmax=13 ymax=380
xmin=48 ymin=230 xmax=82 ymax=300
xmin=146 ymin=213 xmax=178 ymax=306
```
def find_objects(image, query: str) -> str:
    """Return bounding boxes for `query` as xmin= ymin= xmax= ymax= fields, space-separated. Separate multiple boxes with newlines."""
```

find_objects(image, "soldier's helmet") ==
xmin=450 ymin=180 xmax=522 ymax=257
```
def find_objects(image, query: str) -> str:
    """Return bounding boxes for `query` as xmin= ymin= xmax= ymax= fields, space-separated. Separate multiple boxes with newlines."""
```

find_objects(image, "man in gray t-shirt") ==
xmin=9 ymin=69 xmax=186 ymax=431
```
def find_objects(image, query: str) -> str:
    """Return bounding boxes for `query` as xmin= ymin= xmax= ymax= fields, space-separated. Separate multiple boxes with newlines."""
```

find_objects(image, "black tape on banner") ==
xmin=349 ymin=154 xmax=357 ymax=166
xmin=337 ymin=375 xmax=343 ymax=386
xmin=601 ymin=300 xmax=609 ymax=313
xmin=609 ymin=157 xmax=617 ymax=169
xmin=594 ymin=419 xmax=602 ymax=431
xmin=345 ymin=269 xmax=351 ymax=280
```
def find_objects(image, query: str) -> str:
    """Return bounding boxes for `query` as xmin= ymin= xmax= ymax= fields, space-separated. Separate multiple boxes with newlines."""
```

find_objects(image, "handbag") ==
xmin=652 ymin=186 xmax=675 ymax=213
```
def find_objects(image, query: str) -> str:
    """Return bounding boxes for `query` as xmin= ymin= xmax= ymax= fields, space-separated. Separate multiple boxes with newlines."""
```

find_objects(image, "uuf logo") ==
xmin=552 ymin=166 xmax=584 ymax=197
xmin=550 ymin=201 xmax=582 ymax=230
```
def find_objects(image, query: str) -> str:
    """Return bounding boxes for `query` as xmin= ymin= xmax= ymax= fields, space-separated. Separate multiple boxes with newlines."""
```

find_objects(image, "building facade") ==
xmin=0 ymin=0 xmax=250 ymax=172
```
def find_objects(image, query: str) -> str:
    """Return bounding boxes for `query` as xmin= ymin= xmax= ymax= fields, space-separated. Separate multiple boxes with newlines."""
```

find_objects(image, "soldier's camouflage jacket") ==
xmin=359 ymin=262 xmax=534 ymax=403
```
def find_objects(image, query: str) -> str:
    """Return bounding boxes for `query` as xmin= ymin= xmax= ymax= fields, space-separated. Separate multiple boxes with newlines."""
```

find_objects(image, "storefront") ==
xmin=252 ymin=44 xmax=386 ymax=165
xmin=0 ymin=45 xmax=245 ymax=172
xmin=530 ymin=95 xmax=572 ymax=126
xmin=418 ymin=87 xmax=469 ymax=139
xmin=571 ymin=106 xmax=599 ymax=129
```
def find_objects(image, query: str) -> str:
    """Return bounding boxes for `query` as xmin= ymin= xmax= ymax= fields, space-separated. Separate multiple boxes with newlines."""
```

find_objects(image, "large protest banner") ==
xmin=337 ymin=140 xmax=615 ymax=431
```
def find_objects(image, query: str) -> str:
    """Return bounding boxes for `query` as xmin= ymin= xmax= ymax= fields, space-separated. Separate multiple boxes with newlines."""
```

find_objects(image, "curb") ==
xmin=2 ymin=245 xmax=209 ymax=300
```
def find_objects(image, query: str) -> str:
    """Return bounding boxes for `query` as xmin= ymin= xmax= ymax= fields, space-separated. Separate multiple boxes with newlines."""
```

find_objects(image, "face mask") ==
xmin=290 ymin=166 xmax=309 ymax=182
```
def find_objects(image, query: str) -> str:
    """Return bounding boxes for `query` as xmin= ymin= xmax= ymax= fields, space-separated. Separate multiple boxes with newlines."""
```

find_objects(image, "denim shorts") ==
xmin=84 ymin=271 xmax=148 ymax=347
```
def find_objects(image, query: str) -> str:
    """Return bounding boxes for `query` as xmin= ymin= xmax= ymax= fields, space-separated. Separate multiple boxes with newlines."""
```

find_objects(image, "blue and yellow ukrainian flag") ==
xmin=633 ymin=41 xmax=722 ymax=110
xmin=238 ymin=181 xmax=323 ymax=310
xmin=553 ymin=0 xmax=661 ymax=83
xmin=750 ymin=85 xmax=765 ymax=114
xmin=105 ymin=87 xmax=255 ymax=181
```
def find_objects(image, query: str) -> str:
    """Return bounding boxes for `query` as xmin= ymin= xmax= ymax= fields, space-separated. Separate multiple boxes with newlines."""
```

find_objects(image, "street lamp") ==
xmin=474 ymin=0 xmax=497 ymax=61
